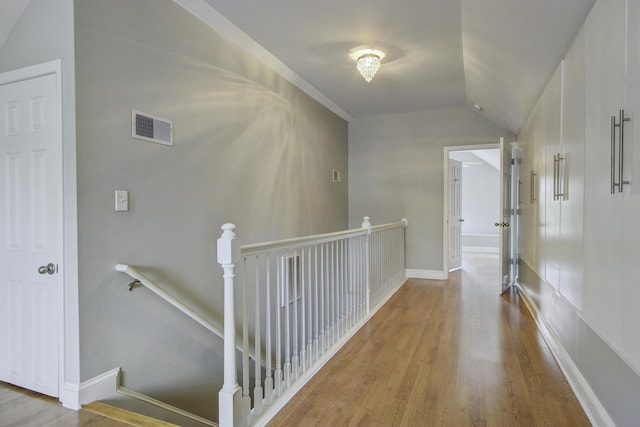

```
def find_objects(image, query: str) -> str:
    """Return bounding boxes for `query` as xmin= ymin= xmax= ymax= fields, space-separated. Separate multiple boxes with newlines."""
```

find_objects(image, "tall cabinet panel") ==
xmin=532 ymin=99 xmax=547 ymax=278
xmin=519 ymin=112 xmax=535 ymax=267
xmin=622 ymin=0 xmax=640 ymax=369
xmin=583 ymin=0 xmax=627 ymax=349
xmin=542 ymin=66 xmax=563 ymax=291
xmin=558 ymin=27 xmax=586 ymax=311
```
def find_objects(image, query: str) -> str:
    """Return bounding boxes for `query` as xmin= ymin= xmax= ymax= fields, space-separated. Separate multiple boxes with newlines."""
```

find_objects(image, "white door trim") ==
xmin=443 ymin=143 xmax=500 ymax=274
xmin=0 ymin=60 xmax=80 ymax=409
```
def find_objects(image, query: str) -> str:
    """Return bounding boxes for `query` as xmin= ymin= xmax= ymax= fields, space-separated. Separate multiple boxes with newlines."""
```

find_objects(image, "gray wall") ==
xmin=348 ymin=107 xmax=510 ymax=271
xmin=75 ymin=0 xmax=347 ymax=419
xmin=0 ymin=0 xmax=80 ymax=395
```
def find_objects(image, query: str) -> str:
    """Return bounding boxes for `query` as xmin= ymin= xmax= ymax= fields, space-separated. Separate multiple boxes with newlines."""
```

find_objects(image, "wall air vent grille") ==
xmin=132 ymin=109 xmax=173 ymax=146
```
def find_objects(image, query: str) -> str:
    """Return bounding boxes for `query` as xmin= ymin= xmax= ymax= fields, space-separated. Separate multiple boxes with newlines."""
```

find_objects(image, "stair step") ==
xmin=83 ymin=401 xmax=180 ymax=427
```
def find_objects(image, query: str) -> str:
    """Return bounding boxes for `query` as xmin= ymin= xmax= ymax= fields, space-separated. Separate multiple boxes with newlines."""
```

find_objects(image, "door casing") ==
xmin=443 ymin=143 xmax=501 ymax=285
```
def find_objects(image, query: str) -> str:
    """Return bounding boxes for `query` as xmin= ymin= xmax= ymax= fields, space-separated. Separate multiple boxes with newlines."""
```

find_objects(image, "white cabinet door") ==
xmin=543 ymin=65 xmax=563 ymax=291
xmin=583 ymin=0 xmax=627 ymax=347
xmin=518 ymin=114 xmax=535 ymax=267
xmin=558 ymin=27 xmax=586 ymax=311
xmin=621 ymin=0 xmax=640 ymax=370
xmin=532 ymin=98 xmax=547 ymax=279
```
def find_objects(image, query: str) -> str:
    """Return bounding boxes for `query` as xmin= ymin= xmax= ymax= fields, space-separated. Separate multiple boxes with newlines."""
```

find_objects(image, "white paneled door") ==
xmin=0 ymin=72 xmax=61 ymax=397
xmin=449 ymin=159 xmax=462 ymax=271
xmin=498 ymin=138 xmax=513 ymax=294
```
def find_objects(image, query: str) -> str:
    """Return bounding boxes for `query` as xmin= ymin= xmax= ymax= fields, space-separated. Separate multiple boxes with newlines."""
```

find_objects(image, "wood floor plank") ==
xmin=1 ymin=382 xmax=136 ymax=426
xmin=268 ymin=253 xmax=591 ymax=426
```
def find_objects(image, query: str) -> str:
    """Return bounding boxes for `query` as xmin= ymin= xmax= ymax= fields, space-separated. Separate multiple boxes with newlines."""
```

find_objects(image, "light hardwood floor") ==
xmin=0 ymin=382 xmax=129 ymax=426
xmin=0 ymin=253 xmax=590 ymax=426
xmin=268 ymin=253 xmax=591 ymax=426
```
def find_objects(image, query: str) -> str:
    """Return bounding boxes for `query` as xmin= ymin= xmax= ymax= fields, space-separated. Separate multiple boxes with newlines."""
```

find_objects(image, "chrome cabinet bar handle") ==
xmin=556 ymin=153 xmax=566 ymax=200
xmin=611 ymin=115 xmax=617 ymax=194
xmin=530 ymin=170 xmax=536 ymax=203
xmin=553 ymin=154 xmax=558 ymax=200
xmin=552 ymin=155 xmax=556 ymax=200
xmin=619 ymin=109 xmax=631 ymax=193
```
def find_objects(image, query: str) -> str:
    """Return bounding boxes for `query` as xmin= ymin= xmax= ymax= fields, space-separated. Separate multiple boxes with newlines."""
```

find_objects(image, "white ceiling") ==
xmin=2 ymin=0 xmax=596 ymax=135
xmin=185 ymin=0 xmax=595 ymax=135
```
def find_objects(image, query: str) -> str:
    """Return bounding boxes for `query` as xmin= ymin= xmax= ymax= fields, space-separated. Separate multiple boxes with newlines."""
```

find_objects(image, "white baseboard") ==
xmin=462 ymin=246 xmax=499 ymax=253
xmin=517 ymin=285 xmax=615 ymax=427
xmin=79 ymin=367 xmax=121 ymax=405
xmin=405 ymin=269 xmax=448 ymax=280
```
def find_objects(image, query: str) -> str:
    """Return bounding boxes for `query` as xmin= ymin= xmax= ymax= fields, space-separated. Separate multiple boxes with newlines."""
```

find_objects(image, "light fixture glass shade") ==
xmin=356 ymin=53 xmax=381 ymax=83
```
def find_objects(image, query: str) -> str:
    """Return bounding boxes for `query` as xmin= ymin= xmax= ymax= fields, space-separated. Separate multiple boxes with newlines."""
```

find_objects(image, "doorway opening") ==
xmin=444 ymin=144 xmax=501 ymax=283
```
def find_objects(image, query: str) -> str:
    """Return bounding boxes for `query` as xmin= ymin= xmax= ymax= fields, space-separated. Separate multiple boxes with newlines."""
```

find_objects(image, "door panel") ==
xmin=499 ymin=138 xmax=512 ymax=293
xmin=0 ymin=73 xmax=61 ymax=397
xmin=449 ymin=159 xmax=462 ymax=271
xmin=583 ymin=0 xmax=626 ymax=346
xmin=543 ymin=65 xmax=563 ymax=291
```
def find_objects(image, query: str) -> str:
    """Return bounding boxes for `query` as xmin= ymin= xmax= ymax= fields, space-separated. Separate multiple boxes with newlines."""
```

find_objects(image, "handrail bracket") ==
xmin=128 ymin=279 xmax=142 ymax=292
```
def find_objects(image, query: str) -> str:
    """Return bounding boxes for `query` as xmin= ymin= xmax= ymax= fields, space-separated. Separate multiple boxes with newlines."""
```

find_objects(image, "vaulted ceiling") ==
xmin=2 ymin=0 xmax=596 ymax=135
xmin=180 ymin=0 xmax=595 ymax=135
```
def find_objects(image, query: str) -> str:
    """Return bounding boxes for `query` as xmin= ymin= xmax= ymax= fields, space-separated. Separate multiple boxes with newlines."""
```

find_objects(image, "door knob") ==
xmin=494 ymin=222 xmax=510 ymax=227
xmin=459 ymin=218 xmax=465 ymax=222
xmin=38 ymin=263 xmax=56 ymax=275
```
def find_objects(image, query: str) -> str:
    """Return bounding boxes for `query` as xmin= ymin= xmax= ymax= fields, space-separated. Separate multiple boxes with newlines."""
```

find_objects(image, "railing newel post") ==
xmin=217 ymin=223 xmax=242 ymax=427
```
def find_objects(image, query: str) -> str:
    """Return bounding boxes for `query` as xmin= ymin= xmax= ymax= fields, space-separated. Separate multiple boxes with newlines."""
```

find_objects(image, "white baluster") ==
xmin=253 ymin=260 xmax=263 ymax=416
xmin=242 ymin=258 xmax=251 ymax=426
xmin=217 ymin=224 xmax=241 ymax=427
xmin=275 ymin=254 xmax=282 ymax=397
xmin=284 ymin=250 xmax=291 ymax=389
xmin=344 ymin=237 xmax=356 ymax=330
xmin=292 ymin=249 xmax=299 ymax=381
xmin=264 ymin=258 xmax=273 ymax=405
xmin=301 ymin=247 xmax=307 ymax=373
xmin=362 ymin=217 xmax=372 ymax=314
xmin=320 ymin=243 xmax=326 ymax=354
xmin=340 ymin=239 xmax=344 ymax=337
xmin=313 ymin=245 xmax=319 ymax=362
xmin=336 ymin=240 xmax=340 ymax=342
xmin=307 ymin=246 xmax=313 ymax=369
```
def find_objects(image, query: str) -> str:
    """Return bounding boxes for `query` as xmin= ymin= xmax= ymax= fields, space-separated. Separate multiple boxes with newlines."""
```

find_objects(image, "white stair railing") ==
xmin=217 ymin=217 xmax=408 ymax=427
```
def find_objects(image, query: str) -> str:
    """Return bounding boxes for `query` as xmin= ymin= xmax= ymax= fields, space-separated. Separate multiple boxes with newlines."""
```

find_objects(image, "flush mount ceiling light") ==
xmin=351 ymin=49 xmax=386 ymax=83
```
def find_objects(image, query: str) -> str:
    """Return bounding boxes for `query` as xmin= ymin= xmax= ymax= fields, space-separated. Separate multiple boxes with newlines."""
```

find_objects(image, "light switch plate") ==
xmin=115 ymin=190 xmax=129 ymax=212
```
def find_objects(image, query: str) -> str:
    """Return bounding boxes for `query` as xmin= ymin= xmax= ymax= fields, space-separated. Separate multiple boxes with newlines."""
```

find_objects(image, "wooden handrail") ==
xmin=241 ymin=227 xmax=368 ymax=257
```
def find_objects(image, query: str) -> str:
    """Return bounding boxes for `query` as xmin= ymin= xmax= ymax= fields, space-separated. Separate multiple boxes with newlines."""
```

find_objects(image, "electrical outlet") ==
xmin=115 ymin=190 xmax=129 ymax=212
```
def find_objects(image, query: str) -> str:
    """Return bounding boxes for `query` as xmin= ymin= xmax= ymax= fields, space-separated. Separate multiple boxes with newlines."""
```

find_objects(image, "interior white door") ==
xmin=449 ymin=159 xmax=462 ymax=271
xmin=498 ymin=138 xmax=513 ymax=294
xmin=0 ymin=72 xmax=61 ymax=397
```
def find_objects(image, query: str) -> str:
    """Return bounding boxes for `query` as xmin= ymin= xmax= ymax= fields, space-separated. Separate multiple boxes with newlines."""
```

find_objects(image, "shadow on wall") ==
xmin=76 ymin=2 xmax=348 ymax=422
xmin=121 ymin=56 xmax=342 ymax=241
